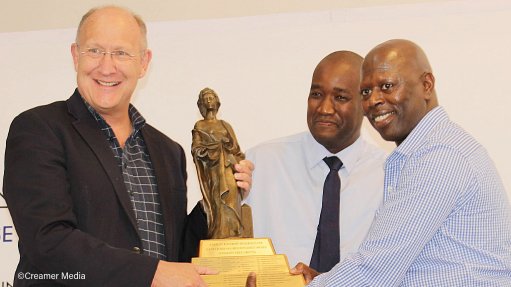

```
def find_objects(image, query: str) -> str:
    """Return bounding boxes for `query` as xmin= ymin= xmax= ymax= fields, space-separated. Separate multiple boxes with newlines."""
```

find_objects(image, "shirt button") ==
xmin=132 ymin=247 xmax=142 ymax=254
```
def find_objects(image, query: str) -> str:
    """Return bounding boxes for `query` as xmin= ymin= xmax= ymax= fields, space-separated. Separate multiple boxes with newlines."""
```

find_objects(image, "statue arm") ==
xmin=221 ymin=120 xmax=245 ymax=161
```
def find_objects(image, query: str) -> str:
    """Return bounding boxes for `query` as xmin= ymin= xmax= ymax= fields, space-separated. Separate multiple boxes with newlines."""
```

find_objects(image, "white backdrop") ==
xmin=1 ymin=0 xmax=510 ymax=284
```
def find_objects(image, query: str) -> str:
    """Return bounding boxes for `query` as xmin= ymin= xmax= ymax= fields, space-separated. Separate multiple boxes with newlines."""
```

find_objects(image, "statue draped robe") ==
xmin=192 ymin=119 xmax=245 ymax=239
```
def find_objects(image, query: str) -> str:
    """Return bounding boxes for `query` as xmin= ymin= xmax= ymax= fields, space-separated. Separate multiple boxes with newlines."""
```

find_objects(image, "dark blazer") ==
xmin=3 ymin=90 xmax=191 ymax=286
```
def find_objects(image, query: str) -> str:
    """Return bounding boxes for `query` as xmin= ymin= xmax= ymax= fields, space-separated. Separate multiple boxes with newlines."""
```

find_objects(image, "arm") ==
xmin=220 ymin=120 xmax=245 ymax=161
xmin=309 ymin=147 xmax=474 ymax=286
xmin=219 ymin=120 xmax=253 ymax=198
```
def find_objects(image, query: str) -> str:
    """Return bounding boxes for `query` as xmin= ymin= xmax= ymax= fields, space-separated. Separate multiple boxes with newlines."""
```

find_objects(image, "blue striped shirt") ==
xmin=309 ymin=107 xmax=511 ymax=286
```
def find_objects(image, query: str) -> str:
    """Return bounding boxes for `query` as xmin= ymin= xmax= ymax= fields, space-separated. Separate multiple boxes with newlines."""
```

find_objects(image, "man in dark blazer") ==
xmin=3 ymin=6 xmax=252 ymax=287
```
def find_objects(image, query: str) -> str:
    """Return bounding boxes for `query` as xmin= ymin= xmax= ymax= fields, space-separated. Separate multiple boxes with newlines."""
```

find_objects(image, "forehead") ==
xmin=361 ymin=56 xmax=402 ymax=82
xmin=313 ymin=61 xmax=359 ymax=85
xmin=78 ymin=9 xmax=143 ymax=47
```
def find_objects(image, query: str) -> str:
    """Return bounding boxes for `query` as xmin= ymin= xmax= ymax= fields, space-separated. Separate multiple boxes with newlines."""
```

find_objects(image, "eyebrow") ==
xmin=310 ymin=84 xmax=350 ymax=94
xmin=310 ymin=84 xmax=322 ymax=90
xmin=333 ymin=87 xmax=349 ymax=93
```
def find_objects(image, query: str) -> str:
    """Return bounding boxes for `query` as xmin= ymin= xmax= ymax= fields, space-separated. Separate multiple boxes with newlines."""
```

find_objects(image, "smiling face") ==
xmin=360 ymin=40 xmax=437 ymax=145
xmin=71 ymin=7 xmax=151 ymax=119
xmin=307 ymin=52 xmax=364 ymax=153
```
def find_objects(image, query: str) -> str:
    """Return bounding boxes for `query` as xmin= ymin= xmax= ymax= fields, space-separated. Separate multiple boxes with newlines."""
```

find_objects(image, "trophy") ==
xmin=191 ymin=88 xmax=304 ymax=287
xmin=191 ymin=87 xmax=252 ymax=239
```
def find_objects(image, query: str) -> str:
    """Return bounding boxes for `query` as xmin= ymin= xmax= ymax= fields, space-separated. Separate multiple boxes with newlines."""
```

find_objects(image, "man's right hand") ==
xmin=151 ymin=261 xmax=217 ymax=287
xmin=290 ymin=262 xmax=320 ymax=284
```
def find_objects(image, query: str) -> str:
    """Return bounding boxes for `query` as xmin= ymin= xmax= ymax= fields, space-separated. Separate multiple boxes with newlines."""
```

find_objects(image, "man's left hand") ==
xmin=235 ymin=159 xmax=254 ymax=199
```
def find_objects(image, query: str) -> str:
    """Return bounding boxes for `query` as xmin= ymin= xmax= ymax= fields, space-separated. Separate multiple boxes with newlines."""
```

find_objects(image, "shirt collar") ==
xmin=81 ymin=97 xmax=146 ymax=136
xmin=393 ymin=106 xmax=448 ymax=157
xmin=305 ymin=131 xmax=365 ymax=174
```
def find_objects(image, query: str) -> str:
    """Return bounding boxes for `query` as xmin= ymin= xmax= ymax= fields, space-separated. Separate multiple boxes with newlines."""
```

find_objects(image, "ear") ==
xmin=71 ymin=43 xmax=79 ymax=72
xmin=422 ymin=72 xmax=435 ymax=100
xmin=139 ymin=49 xmax=153 ymax=78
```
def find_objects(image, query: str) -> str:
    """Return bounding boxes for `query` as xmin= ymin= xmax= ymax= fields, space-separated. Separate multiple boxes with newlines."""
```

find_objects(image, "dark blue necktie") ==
xmin=310 ymin=156 xmax=343 ymax=272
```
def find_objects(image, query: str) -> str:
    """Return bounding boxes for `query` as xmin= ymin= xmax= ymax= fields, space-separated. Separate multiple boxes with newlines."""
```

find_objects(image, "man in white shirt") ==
xmin=244 ymin=51 xmax=386 ymax=268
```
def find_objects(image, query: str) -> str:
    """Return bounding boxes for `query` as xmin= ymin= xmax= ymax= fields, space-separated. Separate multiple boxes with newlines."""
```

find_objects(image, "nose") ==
xmin=365 ymin=90 xmax=385 ymax=108
xmin=317 ymin=96 xmax=335 ymax=114
xmin=97 ymin=53 xmax=117 ymax=75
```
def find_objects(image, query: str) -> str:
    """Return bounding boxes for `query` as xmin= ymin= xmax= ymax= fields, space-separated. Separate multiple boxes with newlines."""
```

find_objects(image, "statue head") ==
xmin=197 ymin=87 xmax=221 ymax=118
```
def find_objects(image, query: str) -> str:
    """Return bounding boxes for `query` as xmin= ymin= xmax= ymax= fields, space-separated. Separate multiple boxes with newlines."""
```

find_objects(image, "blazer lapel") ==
xmin=66 ymin=90 xmax=139 ymax=232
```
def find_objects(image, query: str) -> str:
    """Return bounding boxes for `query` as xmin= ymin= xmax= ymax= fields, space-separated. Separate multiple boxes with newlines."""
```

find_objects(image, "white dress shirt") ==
xmin=245 ymin=132 xmax=386 ymax=267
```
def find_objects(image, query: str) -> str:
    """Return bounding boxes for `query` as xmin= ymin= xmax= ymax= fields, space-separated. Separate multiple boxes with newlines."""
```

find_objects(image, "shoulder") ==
xmin=142 ymin=123 xmax=184 ymax=154
xmin=429 ymin=120 xmax=481 ymax=157
xmin=193 ymin=120 xmax=206 ymax=129
xmin=9 ymin=100 xmax=69 ymax=132
xmin=246 ymin=132 xmax=306 ymax=159
xmin=220 ymin=119 xmax=233 ymax=127
xmin=392 ymin=123 xmax=482 ymax=190
xmin=401 ymin=119 xmax=483 ymax=174
xmin=345 ymin=137 xmax=387 ymax=177
xmin=358 ymin=137 xmax=388 ymax=162
xmin=403 ymin=108 xmax=481 ymax=163
xmin=15 ymin=100 xmax=67 ymax=119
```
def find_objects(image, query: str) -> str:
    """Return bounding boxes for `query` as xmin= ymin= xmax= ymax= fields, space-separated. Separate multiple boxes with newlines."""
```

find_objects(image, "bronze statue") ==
xmin=192 ymin=87 xmax=252 ymax=239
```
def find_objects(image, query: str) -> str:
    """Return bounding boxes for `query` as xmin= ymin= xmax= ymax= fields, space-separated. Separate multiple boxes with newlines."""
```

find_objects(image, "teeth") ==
xmin=97 ymin=80 xmax=119 ymax=87
xmin=374 ymin=112 xmax=394 ymax=122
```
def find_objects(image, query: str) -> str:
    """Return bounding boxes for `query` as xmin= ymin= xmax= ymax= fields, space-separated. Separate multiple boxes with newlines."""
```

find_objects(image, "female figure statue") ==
xmin=192 ymin=88 xmax=247 ymax=239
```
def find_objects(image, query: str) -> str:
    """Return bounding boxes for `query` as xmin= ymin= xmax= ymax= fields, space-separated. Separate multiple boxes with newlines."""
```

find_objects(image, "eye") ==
xmin=309 ymin=91 xmax=322 ymax=98
xmin=360 ymin=89 xmax=372 ymax=99
xmin=112 ymin=50 xmax=134 ymax=61
xmin=381 ymin=83 xmax=393 ymax=91
xmin=87 ymin=48 xmax=103 ymax=57
xmin=114 ymin=50 xmax=129 ymax=56
xmin=334 ymin=94 xmax=348 ymax=102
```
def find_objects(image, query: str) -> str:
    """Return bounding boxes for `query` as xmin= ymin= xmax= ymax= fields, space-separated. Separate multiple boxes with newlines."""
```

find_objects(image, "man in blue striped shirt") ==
xmin=288 ymin=39 xmax=511 ymax=286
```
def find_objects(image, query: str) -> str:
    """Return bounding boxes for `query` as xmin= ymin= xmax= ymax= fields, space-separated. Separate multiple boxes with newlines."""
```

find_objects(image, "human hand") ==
xmin=245 ymin=272 xmax=257 ymax=287
xmin=234 ymin=159 xmax=254 ymax=199
xmin=290 ymin=262 xmax=320 ymax=284
xmin=151 ymin=261 xmax=217 ymax=287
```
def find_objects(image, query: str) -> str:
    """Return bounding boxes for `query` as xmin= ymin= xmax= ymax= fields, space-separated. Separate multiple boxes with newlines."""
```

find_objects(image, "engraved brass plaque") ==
xmin=193 ymin=238 xmax=304 ymax=287
xmin=199 ymin=238 xmax=275 ymax=257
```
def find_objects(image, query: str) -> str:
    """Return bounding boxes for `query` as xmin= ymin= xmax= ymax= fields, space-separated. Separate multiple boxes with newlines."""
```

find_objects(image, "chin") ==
xmin=376 ymin=129 xmax=394 ymax=142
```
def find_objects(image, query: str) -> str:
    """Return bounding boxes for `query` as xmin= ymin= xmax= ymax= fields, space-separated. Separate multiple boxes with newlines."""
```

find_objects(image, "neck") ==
xmin=103 ymin=112 xmax=133 ymax=148
xmin=205 ymin=111 xmax=217 ymax=120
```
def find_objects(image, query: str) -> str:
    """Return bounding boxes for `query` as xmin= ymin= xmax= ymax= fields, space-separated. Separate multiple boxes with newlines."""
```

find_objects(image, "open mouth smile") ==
xmin=96 ymin=80 xmax=120 ymax=87
xmin=373 ymin=111 xmax=395 ymax=123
